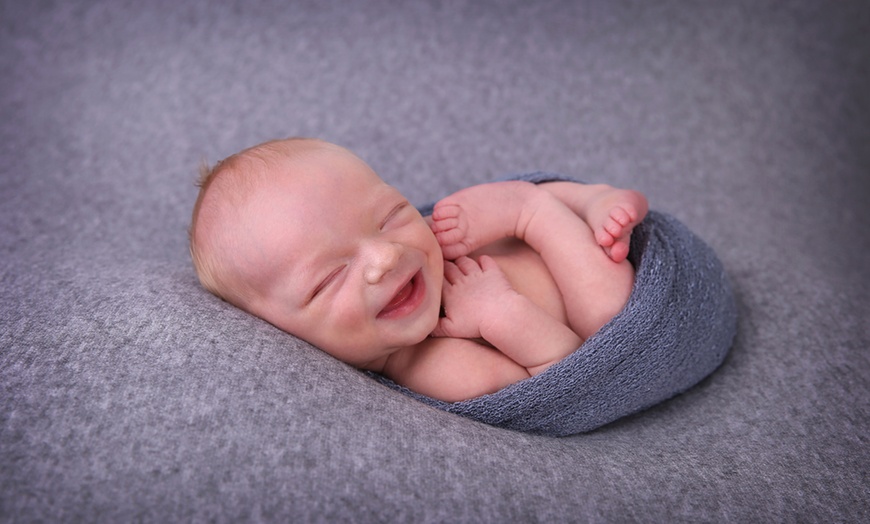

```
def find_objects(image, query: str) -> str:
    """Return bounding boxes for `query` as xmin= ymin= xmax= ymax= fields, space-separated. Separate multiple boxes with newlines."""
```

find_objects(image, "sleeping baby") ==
xmin=189 ymin=138 xmax=648 ymax=402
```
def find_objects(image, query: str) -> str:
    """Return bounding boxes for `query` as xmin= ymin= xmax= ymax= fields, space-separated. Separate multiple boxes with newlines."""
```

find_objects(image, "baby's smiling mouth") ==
xmin=378 ymin=271 xmax=424 ymax=319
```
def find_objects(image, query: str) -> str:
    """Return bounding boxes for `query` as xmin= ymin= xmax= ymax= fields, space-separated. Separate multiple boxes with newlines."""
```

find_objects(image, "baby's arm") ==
xmin=432 ymin=181 xmax=636 ymax=340
xmin=384 ymin=336 xmax=532 ymax=402
xmin=431 ymin=255 xmax=582 ymax=375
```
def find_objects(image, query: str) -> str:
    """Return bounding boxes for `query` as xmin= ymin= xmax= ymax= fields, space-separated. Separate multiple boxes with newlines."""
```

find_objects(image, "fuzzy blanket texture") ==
xmin=374 ymin=173 xmax=737 ymax=436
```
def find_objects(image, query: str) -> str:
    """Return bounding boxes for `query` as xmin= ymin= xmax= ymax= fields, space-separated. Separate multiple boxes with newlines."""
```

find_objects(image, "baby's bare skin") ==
xmin=432 ymin=181 xmax=644 ymax=344
xmin=431 ymin=252 xmax=581 ymax=374
xmin=539 ymin=182 xmax=648 ymax=264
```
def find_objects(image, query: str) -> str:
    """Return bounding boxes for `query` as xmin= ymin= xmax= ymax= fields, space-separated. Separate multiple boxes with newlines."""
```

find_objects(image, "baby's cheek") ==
xmin=330 ymin=295 xmax=371 ymax=328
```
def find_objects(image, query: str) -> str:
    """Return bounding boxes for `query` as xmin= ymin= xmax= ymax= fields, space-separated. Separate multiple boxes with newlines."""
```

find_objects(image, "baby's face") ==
xmin=228 ymin=145 xmax=443 ymax=370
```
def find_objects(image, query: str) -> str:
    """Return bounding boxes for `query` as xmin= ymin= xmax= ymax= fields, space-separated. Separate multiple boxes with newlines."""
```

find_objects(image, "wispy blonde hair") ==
xmin=188 ymin=137 xmax=332 ymax=308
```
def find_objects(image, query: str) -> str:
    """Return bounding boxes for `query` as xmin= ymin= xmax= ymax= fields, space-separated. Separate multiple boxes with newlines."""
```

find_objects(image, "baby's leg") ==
xmin=539 ymin=182 xmax=648 ymax=263
xmin=520 ymin=192 xmax=635 ymax=339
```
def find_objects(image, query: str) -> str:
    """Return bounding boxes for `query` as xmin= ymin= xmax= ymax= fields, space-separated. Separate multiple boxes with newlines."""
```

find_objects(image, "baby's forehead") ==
xmin=204 ymin=152 xmax=297 ymax=212
xmin=209 ymin=142 xmax=394 ymax=228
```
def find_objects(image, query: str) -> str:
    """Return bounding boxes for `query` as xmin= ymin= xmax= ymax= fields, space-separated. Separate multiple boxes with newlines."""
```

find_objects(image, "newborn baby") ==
xmin=189 ymin=138 xmax=647 ymax=402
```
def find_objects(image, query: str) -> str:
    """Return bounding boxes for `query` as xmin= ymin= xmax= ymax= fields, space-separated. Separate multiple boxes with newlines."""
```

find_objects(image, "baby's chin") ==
xmin=385 ymin=304 xmax=441 ymax=353
xmin=392 ymin=307 xmax=441 ymax=348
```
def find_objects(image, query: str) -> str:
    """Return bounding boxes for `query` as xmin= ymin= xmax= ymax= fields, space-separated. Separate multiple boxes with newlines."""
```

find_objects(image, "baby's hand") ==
xmin=431 ymin=256 xmax=517 ymax=340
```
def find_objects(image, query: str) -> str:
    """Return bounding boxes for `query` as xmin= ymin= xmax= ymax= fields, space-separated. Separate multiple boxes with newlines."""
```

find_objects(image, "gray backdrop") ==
xmin=2 ymin=1 xmax=868 ymax=522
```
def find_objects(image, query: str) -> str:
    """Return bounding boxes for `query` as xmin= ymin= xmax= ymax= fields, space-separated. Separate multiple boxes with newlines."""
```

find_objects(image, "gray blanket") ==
xmin=373 ymin=173 xmax=737 ymax=436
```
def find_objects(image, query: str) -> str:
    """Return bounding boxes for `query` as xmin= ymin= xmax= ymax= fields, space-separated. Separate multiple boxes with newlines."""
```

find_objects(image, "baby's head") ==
xmin=190 ymin=138 xmax=444 ymax=370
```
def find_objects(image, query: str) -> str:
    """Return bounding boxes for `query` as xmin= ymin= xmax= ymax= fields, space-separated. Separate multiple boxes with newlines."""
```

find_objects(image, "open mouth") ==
xmin=377 ymin=270 xmax=425 ymax=319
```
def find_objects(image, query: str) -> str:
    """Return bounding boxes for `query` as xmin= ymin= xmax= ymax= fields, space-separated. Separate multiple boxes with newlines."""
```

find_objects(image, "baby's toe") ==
xmin=432 ymin=202 xmax=462 ymax=220
xmin=607 ymin=240 xmax=630 ymax=263
xmin=596 ymin=229 xmax=616 ymax=247
xmin=610 ymin=206 xmax=633 ymax=226
xmin=435 ymin=229 xmax=464 ymax=246
xmin=431 ymin=216 xmax=460 ymax=233
xmin=603 ymin=217 xmax=625 ymax=238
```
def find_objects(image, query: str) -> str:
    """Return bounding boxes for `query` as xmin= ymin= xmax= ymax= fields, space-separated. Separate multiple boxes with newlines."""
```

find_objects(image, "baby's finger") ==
xmin=478 ymin=254 xmax=500 ymax=272
xmin=442 ymin=260 xmax=461 ymax=284
xmin=454 ymin=256 xmax=480 ymax=275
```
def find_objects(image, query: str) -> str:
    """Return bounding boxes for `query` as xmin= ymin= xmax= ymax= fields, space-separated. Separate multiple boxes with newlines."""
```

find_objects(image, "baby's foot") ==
xmin=585 ymin=188 xmax=648 ymax=263
xmin=431 ymin=181 xmax=536 ymax=260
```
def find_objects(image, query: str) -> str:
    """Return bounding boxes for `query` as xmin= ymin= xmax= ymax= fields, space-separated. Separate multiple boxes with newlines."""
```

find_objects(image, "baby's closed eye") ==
xmin=309 ymin=264 xmax=346 ymax=303
xmin=380 ymin=202 xmax=411 ymax=231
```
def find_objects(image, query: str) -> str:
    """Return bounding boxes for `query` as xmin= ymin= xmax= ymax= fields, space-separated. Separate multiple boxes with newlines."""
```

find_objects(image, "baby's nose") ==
xmin=363 ymin=241 xmax=401 ymax=285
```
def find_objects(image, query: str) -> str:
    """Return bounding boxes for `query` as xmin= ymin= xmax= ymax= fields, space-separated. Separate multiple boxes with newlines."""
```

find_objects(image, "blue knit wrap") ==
xmin=371 ymin=173 xmax=737 ymax=436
